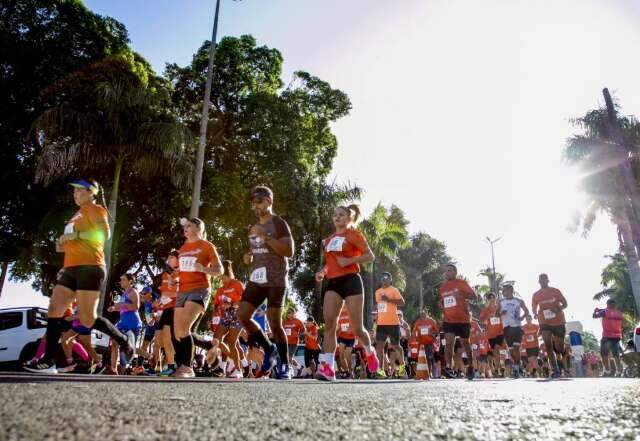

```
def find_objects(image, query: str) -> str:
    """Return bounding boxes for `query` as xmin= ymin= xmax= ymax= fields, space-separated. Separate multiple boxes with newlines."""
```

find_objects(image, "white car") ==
xmin=0 ymin=307 xmax=48 ymax=369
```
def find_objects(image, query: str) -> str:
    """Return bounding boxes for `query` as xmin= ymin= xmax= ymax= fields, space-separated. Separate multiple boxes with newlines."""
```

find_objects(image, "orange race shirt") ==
xmin=439 ymin=279 xmax=475 ymax=324
xmin=532 ymin=287 xmax=567 ymax=326
xmin=63 ymin=203 xmax=109 ymax=268
xmin=337 ymin=308 xmax=356 ymax=340
xmin=177 ymin=240 xmax=220 ymax=293
xmin=480 ymin=304 xmax=504 ymax=338
xmin=375 ymin=286 xmax=404 ymax=326
xmin=478 ymin=335 xmax=490 ymax=355
xmin=283 ymin=318 xmax=305 ymax=345
xmin=408 ymin=336 xmax=420 ymax=359
xmin=305 ymin=323 xmax=321 ymax=350
xmin=521 ymin=323 xmax=540 ymax=349
xmin=412 ymin=318 xmax=439 ymax=345
xmin=159 ymin=272 xmax=178 ymax=310
xmin=469 ymin=321 xmax=482 ymax=345
xmin=215 ymin=279 xmax=244 ymax=306
xmin=323 ymin=228 xmax=369 ymax=279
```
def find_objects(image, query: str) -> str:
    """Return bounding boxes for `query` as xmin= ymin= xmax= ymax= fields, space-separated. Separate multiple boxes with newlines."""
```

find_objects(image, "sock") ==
xmin=227 ymin=359 xmax=235 ymax=372
xmin=192 ymin=334 xmax=213 ymax=350
xmin=220 ymin=360 xmax=227 ymax=372
xmin=241 ymin=358 xmax=249 ymax=368
xmin=94 ymin=317 xmax=128 ymax=347
xmin=276 ymin=342 xmax=289 ymax=365
xmin=182 ymin=336 xmax=194 ymax=366
xmin=34 ymin=339 xmax=46 ymax=361
xmin=44 ymin=317 xmax=65 ymax=363
xmin=364 ymin=345 xmax=374 ymax=356
xmin=249 ymin=329 xmax=272 ymax=352
xmin=71 ymin=341 xmax=89 ymax=362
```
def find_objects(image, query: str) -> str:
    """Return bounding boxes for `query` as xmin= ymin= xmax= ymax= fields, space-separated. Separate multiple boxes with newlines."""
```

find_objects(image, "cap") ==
xmin=70 ymin=179 xmax=99 ymax=195
xmin=250 ymin=186 xmax=273 ymax=201
xmin=141 ymin=286 xmax=152 ymax=294
xmin=381 ymin=272 xmax=392 ymax=281
xmin=606 ymin=298 xmax=616 ymax=305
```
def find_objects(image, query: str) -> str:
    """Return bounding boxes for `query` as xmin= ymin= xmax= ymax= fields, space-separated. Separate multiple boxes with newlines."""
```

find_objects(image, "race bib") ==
xmin=480 ymin=343 xmax=486 ymax=350
xmin=500 ymin=349 xmax=508 ymax=358
xmin=179 ymin=256 xmax=197 ymax=272
xmin=377 ymin=302 xmax=388 ymax=313
xmin=250 ymin=267 xmax=267 ymax=284
xmin=526 ymin=335 xmax=535 ymax=342
xmin=471 ymin=344 xmax=478 ymax=351
xmin=326 ymin=236 xmax=346 ymax=252
xmin=443 ymin=296 xmax=456 ymax=308
xmin=285 ymin=328 xmax=292 ymax=336
xmin=160 ymin=296 xmax=171 ymax=305
xmin=411 ymin=347 xmax=418 ymax=355
xmin=489 ymin=317 xmax=501 ymax=326
xmin=420 ymin=326 xmax=430 ymax=336
xmin=543 ymin=309 xmax=556 ymax=320
xmin=441 ymin=338 xmax=446 ymax=346
xmin=341 ymin=323 xmax=349 ymax=332
xmin=211 ymin=316 xmax=221 ymax=325
xmin=64 ymin=222 xmax=75 ymax=234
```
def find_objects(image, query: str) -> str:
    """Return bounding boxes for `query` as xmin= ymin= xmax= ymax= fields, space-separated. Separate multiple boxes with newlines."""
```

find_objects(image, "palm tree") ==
xmin=594 ymin=254 xmax=638 ymax=334
xmin=359 ymin=203 xmax=409 ymax=328
xmin=31 ymin=55 xmax=192 ymax=309
xmin=565 ymin=96 xmax=640 ymax=314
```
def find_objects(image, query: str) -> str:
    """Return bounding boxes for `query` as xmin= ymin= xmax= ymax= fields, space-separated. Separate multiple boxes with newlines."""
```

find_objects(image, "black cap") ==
xmin=606 ymin=299 xmax=616 ymax=305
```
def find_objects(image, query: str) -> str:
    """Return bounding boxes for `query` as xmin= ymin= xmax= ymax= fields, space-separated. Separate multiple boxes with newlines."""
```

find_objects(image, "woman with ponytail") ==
xmin=314 ymin=204 xmax=380 ymax=381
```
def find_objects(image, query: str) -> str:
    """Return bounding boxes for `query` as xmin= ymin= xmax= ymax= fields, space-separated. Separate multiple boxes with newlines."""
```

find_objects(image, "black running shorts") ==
xmin=241 ymin=282 xmax=286 ymax=309
xmin=442 ymin=322 xmax=471 ymax=339
xmin=57 ymin=265 xmax=106 ymax=292
xmin=324 ymin=273 xmax=364 ymax=299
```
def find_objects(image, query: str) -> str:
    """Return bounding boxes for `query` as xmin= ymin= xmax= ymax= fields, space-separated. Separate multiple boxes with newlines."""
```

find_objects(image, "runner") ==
xmin=173 ymin=217 xmax=223 ymax=378
xmin=531 ymin=273 xmax=568 ymax=378
xmin=336 ymin=307 xmax=356 ymax=378
xmin=135 ymin=287 xmax=158 ymax=375
xmin=304 ymin=318 xmax=321 ymax=377
xmin=397 ymin=311 xmax=411 ymax=378
xmin=593 ymin=299 xmax=624 ymax=377
xmin=477 ymin=330 xmax=491 ymax=378
xmin=374 ymin=273 xmax=406 ymax=379
xmin=412 ymin=310 xmax=439 ymax=378
xmin=282 ymin=308 xmax=305 ymax=370
xmin=496 ymin=284 xmax=530 ymax=378
xmin=438 ymin=264 xmax=476 ymax=380
xmin=107 ymin=273 xmax=142 ymax=374
xmin=156 ymin=251 xmax=179 ymax=376
xmin=237 ymin=186 xmax=295 ymax=380
xmin=479 ymin=292 xmax=504 ymax=376
xmin=25 ymin=179 xmax=132 ymax=374
xmin=314 ymin=204 xmax=379 ymax=381
xmin=469 ymin=318 xmax=482 ymax=378
xmin=214 ymin=261 xmax=244 ymax=379
xmin=521 ymin=315 xmax=541 ymax=377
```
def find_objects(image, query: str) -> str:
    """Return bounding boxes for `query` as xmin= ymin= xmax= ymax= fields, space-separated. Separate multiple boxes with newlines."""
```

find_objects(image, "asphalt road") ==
xmin=0 ymin=373 xmax=638 ymax=441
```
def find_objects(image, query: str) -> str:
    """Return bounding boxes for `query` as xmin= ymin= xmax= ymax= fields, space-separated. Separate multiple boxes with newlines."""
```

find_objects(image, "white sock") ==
xmin=227 ymin=360 xmax=235 ymax=373
xmin=324 ymin=352 xmax=335 ymax=369
xmin=240 ymin=358 xmax=249 ymax=368
xmin=364 ymin=345 xmax=374 ymax=356
xmin=220 ymin=360 xmax=227 ymax=372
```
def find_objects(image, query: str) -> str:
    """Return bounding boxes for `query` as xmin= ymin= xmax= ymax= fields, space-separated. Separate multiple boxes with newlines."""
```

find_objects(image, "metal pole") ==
xmin=190 ymin=0 xmax=221 ymax=218
xmin=486 ymin=237 xmax=501 ymax=296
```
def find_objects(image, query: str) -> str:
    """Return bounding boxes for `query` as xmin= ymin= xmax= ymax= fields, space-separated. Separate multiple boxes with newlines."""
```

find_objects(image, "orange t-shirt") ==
xmin=408 ymin=336 xmax=420 ymax=359
xmin=283 ymin=318 xmax=305 ymax=345
xmin=532 ymin=287 xmax=567 ymax=326
xmin=412 ymin=318 xmax=439 ymax=345
xmin=522 ymin=323 xmax=540 ymax=349
xmin=159 ymin=272 xmax=178 ymax=310
xmin=478 ymin=335 xmax=490 ymax=355
xmin=439 ymin=279 xmax=475 ymax=324
xmin=177 ymin=240 xmax=220 ymax=293
xmin=305 ymin=323 xmax=321 ymax=350
xmin=337 ymin=308 xmax=356 ymax=339
xmin=480 ymin=304 xmax=504 ymax=338
xmin=63 ymin=203 xmax=109 ymax=268
xmin=375 ymin=286 xmax=403 ymax=326
xmin=215 ymin=279 xmax=244 ymax=306
xmin=323 ymin=228 xmax=369 ymax=279
xmin=469 ymin=321 xmax=482 ymax=345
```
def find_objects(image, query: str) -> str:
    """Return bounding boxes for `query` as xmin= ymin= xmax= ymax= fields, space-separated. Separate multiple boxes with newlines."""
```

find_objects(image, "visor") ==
xmin=69 ymin=179 xmax=99 ymax=195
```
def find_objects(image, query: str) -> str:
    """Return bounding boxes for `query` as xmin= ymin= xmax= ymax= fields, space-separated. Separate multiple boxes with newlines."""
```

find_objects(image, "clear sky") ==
xmin=5 ymin=0 xmax=640 ymax=335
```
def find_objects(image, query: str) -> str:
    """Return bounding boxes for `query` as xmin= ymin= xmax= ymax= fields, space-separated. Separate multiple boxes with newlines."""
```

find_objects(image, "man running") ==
xmin=593 ymin=299 xmax=623 ymax=377
xmin=374 ymin=273 xmax=406 ymax=379
xmin=531 ymin=273 xmax=568 ymax=378
xmin=480 ymin=292 xmax=504 ymax=376
xmin=438 ymin=264 xmax=476 ymax=380
xmin=496 ymin=284 xmax=529 ymax=378
xmin=237 ymin=186 xmax=295 ymax=380
xmin=521 ymin=315 xmax=540 ymax=377
xmin=282 ymin=309 xmax=305 ymax=371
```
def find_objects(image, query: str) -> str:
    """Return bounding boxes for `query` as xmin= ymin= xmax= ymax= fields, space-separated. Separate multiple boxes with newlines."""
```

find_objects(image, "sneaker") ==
xmin=366 ymin=352 xmax=380 ymax=374
xmin=24 ymin=360 xmax=58 ymax=374
xmin=228 ymin=369 xmax=243 ymax=380
xmin=398 ymin=364 xmax=408 ymax=378
xmin=102 ymin=366 xmax=118 ymax=376
xmin=160 ymin=366 xmax=176 ymax=377
xmin=57 ymin=361 xmax=76 ymax=373
xmin=314 ymin=362 xmax=336 ymax=381
xmin=274 ymin=364 xmax=292 ymax=380
xmin=375 ymin=368 xmax=387 ymax=379
xmin=512 ymin=368 xmax=521 ymax=379
xmin=442 ymin=367 xmax=456 ymax=379
xmin=466 ymin=366 xmax=475 ymax=381
xmin=551 ymin=368 xmax=562 ymax=379
xmin=131 ymin=366 xmax=145 ymax=376
xmin=210 ymin=367 xmax=226 ymax=378
xmin=145 ymin=367 xmax=157 ymax=376
xmin=121 ymin=343 xmax=135 ymax=362
xmin=91 ymin=364 xmax=106 ymax=375
xmin=174 ymin=365 xmax=196 ymax=378
xmin=256 ymin=344 xmax=278 ymax=378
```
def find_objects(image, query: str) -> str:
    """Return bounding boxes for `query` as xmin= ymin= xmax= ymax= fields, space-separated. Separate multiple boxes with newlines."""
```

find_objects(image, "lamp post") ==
xmin=485 ymin=236 xmax=501 ymax=296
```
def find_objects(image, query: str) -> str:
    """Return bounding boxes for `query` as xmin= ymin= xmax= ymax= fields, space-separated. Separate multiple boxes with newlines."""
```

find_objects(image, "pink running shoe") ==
xmin=314 ymin=362 xmax=336 ymax=381
xmin=366 ymin=352 xmax=380 ymax=374
xmin=174 ymin=366 xmax=195 ymax=378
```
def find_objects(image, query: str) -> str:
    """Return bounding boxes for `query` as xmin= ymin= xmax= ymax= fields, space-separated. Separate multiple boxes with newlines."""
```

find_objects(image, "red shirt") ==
xmin=337 ymin=308 xmax=356 ymax=340
xmin=439 ymin=279 xmax=475 ymax=324
xmin=283 ymin=318 xmax=305 ymax=345
xmin=412 ymin=318 xmax=439 ymax=345
xmin=305 ymin=323 xmax=321 ymax=350
xmin=522 ymin=323 xmax=540 ymax=349
xmin=178 ymin=239 xmax=220 ymax=293
xmin=323 ymin=229 xmax=369 ymax=279
xmin=532 ymin=287 xmax=567 ymax=326
xmin=480 ymin=304 xmax=503 ymax=338
xmin=599 ymin=307 xmax=623 ymax=339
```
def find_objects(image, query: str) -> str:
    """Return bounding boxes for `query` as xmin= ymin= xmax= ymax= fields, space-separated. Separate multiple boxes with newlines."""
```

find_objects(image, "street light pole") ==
xmin=486 ymin=236 xmax=501 ymax=296
xmin=190 ymin=0 xmax=222 ymax=218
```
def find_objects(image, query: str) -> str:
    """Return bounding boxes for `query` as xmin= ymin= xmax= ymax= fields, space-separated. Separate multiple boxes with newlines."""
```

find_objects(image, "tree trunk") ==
xmin=418 ymin=275 xmax=424 ymax=311
xmin=618 ymin=216 xmax=640 ymax=316
xmin=0 ymin=261 xmax=8 ymax=299
xmin=99 ymin=156 xmax=123 ymax=315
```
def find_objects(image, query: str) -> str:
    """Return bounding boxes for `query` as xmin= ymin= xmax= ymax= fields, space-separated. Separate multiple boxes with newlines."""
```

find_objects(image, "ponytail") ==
xmin=338 ymin=204 xmax=362 ymax=226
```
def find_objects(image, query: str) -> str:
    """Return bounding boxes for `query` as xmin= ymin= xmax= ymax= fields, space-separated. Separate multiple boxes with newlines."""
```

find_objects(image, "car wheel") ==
xmin=18 ymin=341 xmax=40 ymax=366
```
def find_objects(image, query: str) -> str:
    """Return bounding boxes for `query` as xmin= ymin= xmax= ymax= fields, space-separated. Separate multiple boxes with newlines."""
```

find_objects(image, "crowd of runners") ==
xmin=22 ymin=179 xmax=627 ymax=380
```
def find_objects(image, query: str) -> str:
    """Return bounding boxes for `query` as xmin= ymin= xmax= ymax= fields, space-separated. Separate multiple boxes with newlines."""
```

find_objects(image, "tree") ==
xmin=594 ymin=253 xmax=638 ymax=336
xmin=0 ymin=0 xmax=129 ymax=295
xmin=582 ymin=330 xmax=600 ymax=354
xmin=565 ymin=95 xmax=640 ymax=315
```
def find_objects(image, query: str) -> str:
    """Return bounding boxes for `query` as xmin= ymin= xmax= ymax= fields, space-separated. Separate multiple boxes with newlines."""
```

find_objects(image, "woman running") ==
xmin=107 ymin=273 xmax=142 ymax=374
xmin=213 ymin=260 xmax=244 ymax=379
xmin=314 ymin=204 xmax=380 ymax=381
xmin=173 ymin=217 xmax=222 ymax=378
xmin=156 ymin=251 xmax=179 ymax=376
xmin=25 ymin=179 xmax=131 ymax=374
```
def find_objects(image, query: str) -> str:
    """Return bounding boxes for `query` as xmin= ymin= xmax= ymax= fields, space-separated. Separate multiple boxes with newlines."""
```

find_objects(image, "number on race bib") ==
xmin=420 ymin=326 xmax=430 ymax=335
xmin=527 ymin=335 xmax=535 ymax=342
xmin=250 ymin=267 xmax=268 ymax=284
xmin=326 ymin=236 xmax=346 ymax=252
xmin=285 ymin=328 xmax=292 ymax=336
xmin=443 ymin=296 xmax=457 ymax=308
xmin=341 ymin=324 xmax=349 ymax=332
xmin=472 ymin=344 xmax=478 ymax=351
xmin=211 ymin=316 xmax=221 ymax=325
xmin=377 ymin=302 xmax=388 ymax=313
xmin=160 ymin=296 xmax=171 ymax=305
xmin=64 ymin=223 xmax=75 ymax=235
xmin=441 ymin=339 xmax=446 ymax=346
xmin=411 ymin=348 xmax=418 ymax=355
xmin=489 ymin=317 xmax=501 ymax=326
xmin=543 ymin=309 xmax=556 ymax=320
xmin=179 ymin=256 xmax=197 ymax=272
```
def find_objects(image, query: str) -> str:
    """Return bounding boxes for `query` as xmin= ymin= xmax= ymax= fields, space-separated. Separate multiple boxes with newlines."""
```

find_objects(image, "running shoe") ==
xmin=131 ymin=366 xmax=145 ymax=376
xmin=398 ymin=364 xmax=408 ymax=378
xmin=274 ymin=364 xmax=292 ymax=380
xmin=551 ymin=368 xmax=562 ymax=379
xmin=228 ymin=369 xmax=243 ymax=380
xmin=145 ymin=367 xmax=157 ymax=376
xmin=442 ymin=367 xmax=456 ymax=379
xmin=210 ymin=367 xmax=226 ymax=378
xmin=174 ymin=366 xmax=196 ymax=378
xmin=57 ymin=361 xmax=76 ymax=373
xmin=375 ymin=368 xmax=387 ymax=379
xmin=466 ymin=366 xmax=475 ymax=381
xmin=160 ymin=366 xmax=176 ymax=377
xmin=366 ymin=352 xmax=380 ymax=374
xmin=256 ymin=344 xmax=278 ymax=378
xmin=102 ymin=366 xmax=118 ymax=376
xmin=314 ymin=362 xmax=336 ymax=381
xmin=91 ymin=364 xmax=106 ymax=375
xmin=24 ymin=360 xmax=58 ymax=374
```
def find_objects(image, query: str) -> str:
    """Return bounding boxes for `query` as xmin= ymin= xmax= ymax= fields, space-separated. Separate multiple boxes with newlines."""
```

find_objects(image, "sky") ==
xmin=5 ymin=0 xmax=640 ymax=335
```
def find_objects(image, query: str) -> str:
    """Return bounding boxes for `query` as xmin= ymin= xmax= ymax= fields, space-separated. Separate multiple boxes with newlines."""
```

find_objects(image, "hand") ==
xmin=315 ymin=271 xmax=325 ymax=283
xmin=251 ymin=225 xmax=268 ymax=241
xmin=58 ymin=233 xmax=76 ymax=245
xmin=381 ymin=293 xmax=389 ymax=301
xmin=335 ymin=256 xmax=352 ymax=268
xmin=243 ymin=253 xmax=253 ymax=265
